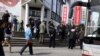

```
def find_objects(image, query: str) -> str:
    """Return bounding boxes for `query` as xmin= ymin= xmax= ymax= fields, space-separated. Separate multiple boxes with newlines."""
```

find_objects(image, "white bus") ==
xmin=69 ymin=1 xmax=100 ymax=56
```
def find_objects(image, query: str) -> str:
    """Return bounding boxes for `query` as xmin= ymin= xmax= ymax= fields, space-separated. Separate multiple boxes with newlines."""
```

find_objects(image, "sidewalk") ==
xmin=4 ymin=46 xmax=81 ymax=56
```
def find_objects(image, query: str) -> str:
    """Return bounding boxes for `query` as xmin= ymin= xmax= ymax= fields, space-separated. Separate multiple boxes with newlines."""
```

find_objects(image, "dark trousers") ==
xmin=68 ymin=39 xmax=75 ymax=49
xmin=49 ymin=35 xmax=55 ymax=48
xmin=20 ymin=43 xmax=33 ymax=55
xmin=35 ymin=30 xmax=39 ymax=39
xmin=60 ymin=32 xmax=65 ymax=40
xmin=0 ymin=43 xmax=5 ymax=56
xmin=80 ymin=39 xmax=83 ymax=49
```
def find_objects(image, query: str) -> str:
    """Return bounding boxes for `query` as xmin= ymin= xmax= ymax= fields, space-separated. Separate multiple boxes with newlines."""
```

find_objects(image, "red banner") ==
xmin=73 ymin=6 xmax=81 ymax=25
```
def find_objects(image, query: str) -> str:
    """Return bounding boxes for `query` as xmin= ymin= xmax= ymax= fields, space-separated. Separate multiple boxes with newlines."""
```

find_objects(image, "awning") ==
xmin=22 ymin=0 xmax=31 ymax=6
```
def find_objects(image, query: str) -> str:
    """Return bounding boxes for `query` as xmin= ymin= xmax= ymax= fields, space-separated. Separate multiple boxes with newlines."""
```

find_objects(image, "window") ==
xmin=44 ymin=9 xmax=47 ymax=18
xmin=36 ymin=11 xmax=41 ymax=17
xmin=29 ymin=10 xmax=41 ymax=17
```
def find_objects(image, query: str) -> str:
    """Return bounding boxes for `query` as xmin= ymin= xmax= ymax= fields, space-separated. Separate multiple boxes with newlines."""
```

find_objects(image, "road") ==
xmin=4 ymin=46 xmax=81 ymax=56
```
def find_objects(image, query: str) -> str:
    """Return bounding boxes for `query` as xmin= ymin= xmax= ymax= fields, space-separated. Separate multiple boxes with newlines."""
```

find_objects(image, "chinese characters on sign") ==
xmin=62 ymin=5 xmax=69 ymax=25
xmin=73 ymin=6 xmax=81 ymax=25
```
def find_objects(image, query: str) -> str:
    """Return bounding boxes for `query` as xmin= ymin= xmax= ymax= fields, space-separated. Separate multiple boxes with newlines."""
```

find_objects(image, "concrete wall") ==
xmin=43 ymin=0 xmax=52 ymax=9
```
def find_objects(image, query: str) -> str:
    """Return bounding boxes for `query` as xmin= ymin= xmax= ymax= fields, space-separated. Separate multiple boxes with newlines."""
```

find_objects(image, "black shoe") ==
xmin=49 ymin=46 xmax=51 ymax=48
xmin=68 ymin=46 xmax=71 ymax=49
xmin=19 ymin=52 xmax=22 ymax=55
xmin=71 ymin=47 xmax=73 ymax=49
xmin=30 ymin=54 xmax=33 ymax=55
xmin=53 ymin=46 xmax=55 ymax=48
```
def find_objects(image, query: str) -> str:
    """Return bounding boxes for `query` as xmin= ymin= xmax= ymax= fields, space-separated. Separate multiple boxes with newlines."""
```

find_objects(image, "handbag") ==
xmin=26 ymin=40 xmax=32 ymax=45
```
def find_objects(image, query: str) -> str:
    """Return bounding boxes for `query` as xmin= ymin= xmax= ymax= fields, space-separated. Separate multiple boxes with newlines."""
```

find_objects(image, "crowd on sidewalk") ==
xmin=0 ymin=10 xmax=85 ymax=56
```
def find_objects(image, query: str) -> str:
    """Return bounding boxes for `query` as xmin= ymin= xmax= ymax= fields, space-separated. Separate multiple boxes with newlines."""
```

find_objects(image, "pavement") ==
xmin=4 ymin=46 xmax=82 ymax=56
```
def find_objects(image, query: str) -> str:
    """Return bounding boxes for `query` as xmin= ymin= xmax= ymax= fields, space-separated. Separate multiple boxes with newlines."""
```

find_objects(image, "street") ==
xmin=4 ymin=46 xmax=81 ymax=56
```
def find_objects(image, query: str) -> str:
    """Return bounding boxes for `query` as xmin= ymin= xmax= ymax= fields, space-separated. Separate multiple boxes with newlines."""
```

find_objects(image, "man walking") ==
xmin=20 ymin=24 xmax=33 ymax=55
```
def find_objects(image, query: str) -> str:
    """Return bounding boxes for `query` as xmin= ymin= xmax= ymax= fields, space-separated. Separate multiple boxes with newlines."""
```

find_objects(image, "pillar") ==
xmin=40 ymin=5 xmax=45 ymax=22
xmin=24 ymin=4 xmax=29 ymax=31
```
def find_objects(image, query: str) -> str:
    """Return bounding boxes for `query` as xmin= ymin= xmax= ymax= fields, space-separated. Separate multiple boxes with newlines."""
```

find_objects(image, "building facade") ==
xmin=0 ymin=0 xmax=66 ymax=29
xmin=22 ymin=0 xmax=66 ymax=29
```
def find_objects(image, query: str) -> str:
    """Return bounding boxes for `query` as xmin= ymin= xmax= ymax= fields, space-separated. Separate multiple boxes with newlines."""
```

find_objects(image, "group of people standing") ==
xmin=20 ymin=15 xmax=85 ymax=55
xmin=57 ymin=23 xmax=85 ymax=49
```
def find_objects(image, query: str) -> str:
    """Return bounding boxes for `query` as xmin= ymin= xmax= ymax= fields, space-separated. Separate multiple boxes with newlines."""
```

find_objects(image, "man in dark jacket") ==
xmin=49 ymin=22 xmax=56 ymax=48
xmin=28 ymin=16 xmax=34 ymax=37
xmin=2 ymin=10 xmax=10 ymax=22
xmin=79 ymin=28 xmax=85 ymax=49
xmin=0 ymin=20 xmax=5 ymax=56
xmin=68 ymin=27 xmax=76 ymax=49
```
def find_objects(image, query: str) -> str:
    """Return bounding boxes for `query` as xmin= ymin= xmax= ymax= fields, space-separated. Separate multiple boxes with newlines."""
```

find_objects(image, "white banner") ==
xmin=61 ymin=4 xmax=69 ymax=25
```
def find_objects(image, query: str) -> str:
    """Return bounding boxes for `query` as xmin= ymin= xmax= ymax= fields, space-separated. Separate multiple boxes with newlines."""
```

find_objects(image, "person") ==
xmin=57 ymin=23 xmax=62 ymax=40
xmin=79 ymin=27 xmax=85 ymax=49
xmin=28 ymin=16 xmax=34 ymax=27
xmin=58 ymin=23 xmax=66 ymax=41
xmin=20 ymin=24 xmax=33 ymax=55
xmin=2 ymin=23 xmax=12 ymax=52
xmin=28 ymin=16 xmax=34 ymax=36
xmin=13 ymin=16 xmax=18 ymax=32
xmin=19 ymin=20 xmax=24 ymax=32
xmin=33 ymin=25 xmax=37 ymax=38
xmin=49 ymin=22 xmax=56 ymax=48
xmin=0 ymin=20 xmax=5 ymax=56
xmin=2 ymin=10 xmax=10 ymax=22
xmin=35 ymin=19 xmax=41 ymax=39
xmin=39 ymin=21 xmax=45 ymax=44
xmin=61 ymin=24 xmax=66 ymax=40
xmin=68 ymin=26 xmax=76 ymax=49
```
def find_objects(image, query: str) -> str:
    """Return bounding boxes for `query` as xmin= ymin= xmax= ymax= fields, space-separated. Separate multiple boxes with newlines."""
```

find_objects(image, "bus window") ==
xmin=86 ymin=12 xmax=100 ymax=37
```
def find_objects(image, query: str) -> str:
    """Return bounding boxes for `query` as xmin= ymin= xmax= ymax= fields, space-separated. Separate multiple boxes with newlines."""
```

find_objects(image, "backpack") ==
xmin=5 ymin=28 xmax=11 ymax=34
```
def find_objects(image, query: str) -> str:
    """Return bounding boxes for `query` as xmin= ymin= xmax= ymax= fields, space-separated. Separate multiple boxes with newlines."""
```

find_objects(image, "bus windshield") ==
xmin=85 ymin=12 xmax=100 ymax=37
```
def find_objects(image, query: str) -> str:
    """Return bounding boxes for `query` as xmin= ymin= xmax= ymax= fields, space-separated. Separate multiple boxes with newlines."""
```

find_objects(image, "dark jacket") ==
xmin=79 ymin=30 xmax=85 ymax=39
xmin=29 ymin=18 xmax=34 ymax=27
xmin=49 ymin=24 xmax=56 ymax=37
xmin=2 ymin=13 xmax=10 ymax=22
xmin=69 ymin=30 xmax=76 ymax=39
xmin=0 ymin=28 xmax=4 ymax=41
